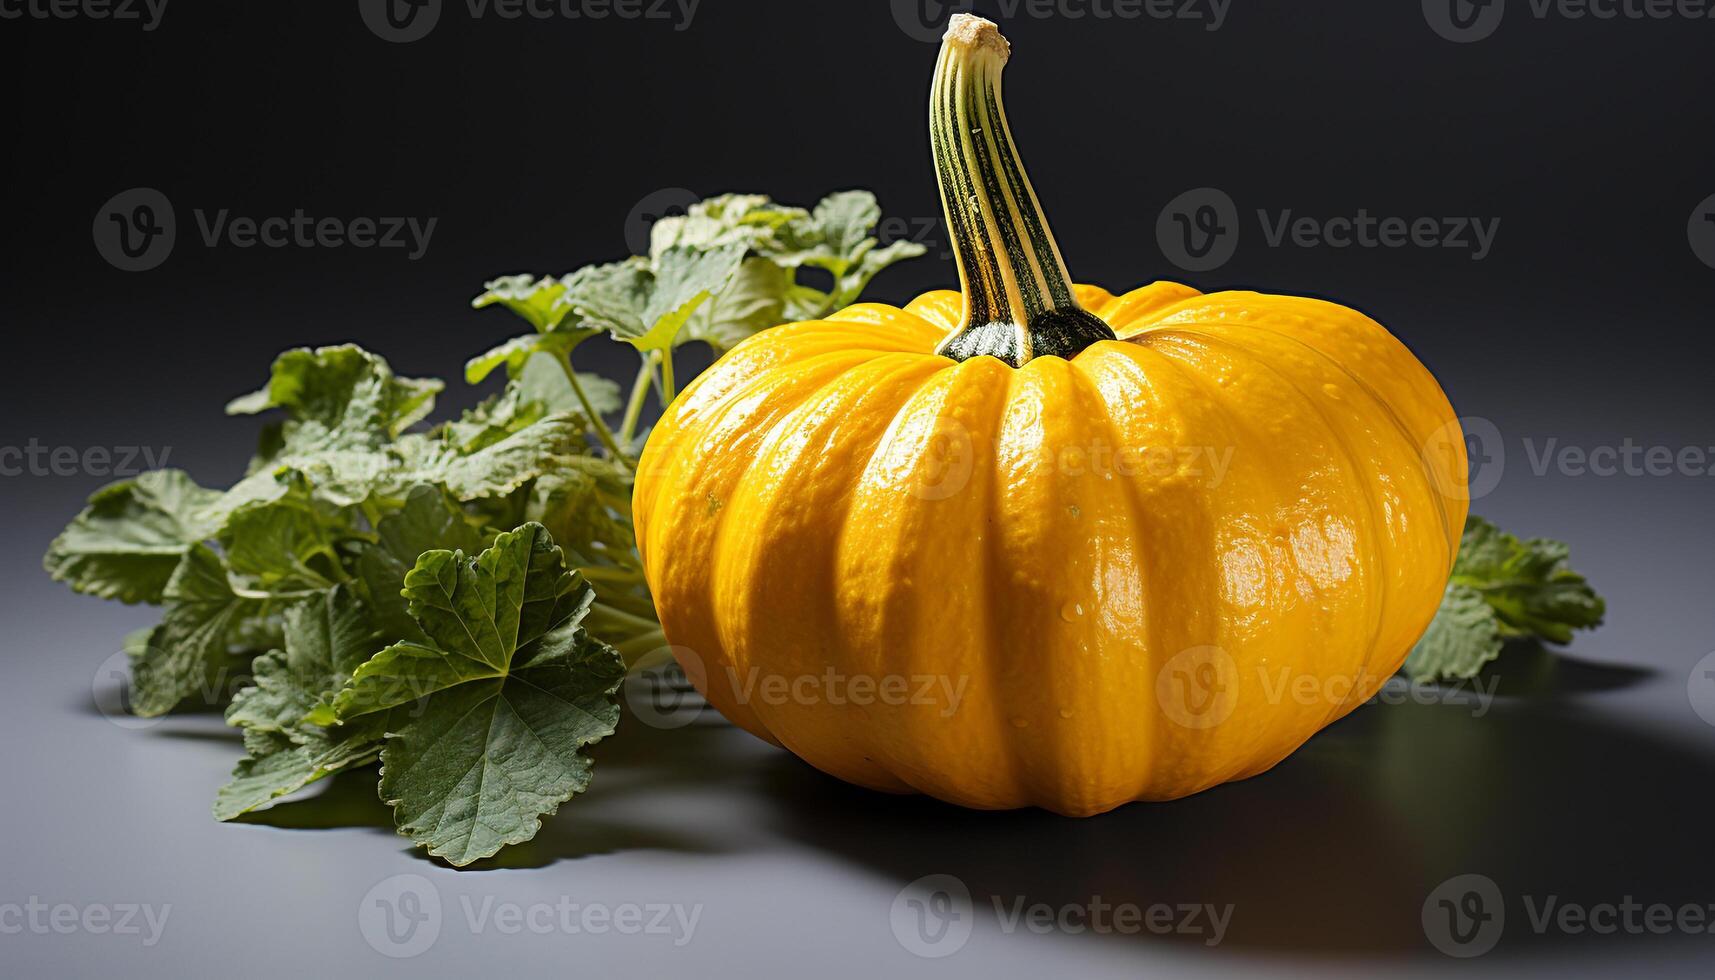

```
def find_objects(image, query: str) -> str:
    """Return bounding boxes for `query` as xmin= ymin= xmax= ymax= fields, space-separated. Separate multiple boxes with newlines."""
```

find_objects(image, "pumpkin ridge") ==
xmin=719 ymin=352 xmax=949 ymax=785
xmin=1151 ymin=325 xmax=1395 ymax=729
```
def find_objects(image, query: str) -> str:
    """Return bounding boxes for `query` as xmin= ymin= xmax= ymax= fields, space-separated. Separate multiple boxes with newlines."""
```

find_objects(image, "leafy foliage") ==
xmin=46 ymin=186 xmax=926 ymax=863
xmin=1405 ymin=516 xmax=1606 ymax=683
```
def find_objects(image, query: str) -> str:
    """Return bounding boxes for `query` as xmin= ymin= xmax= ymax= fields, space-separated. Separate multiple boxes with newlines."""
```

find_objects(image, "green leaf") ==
xmin=766 ymin=190 xmax=927 ymax=317
xmin=129 ymin=545 xmax=256 ymax=716
xmin=227 ymin=345 xmax=442 ymax=453
xmin=214 ymin=718 xmax=385 ymax=821
xmin=471 ymin=275 xmax=584 ymax=333
xmin=355 ymin=485 xmax=486 ymax=647
xmin=680 ymin=256 xmax=789 ymax=351
xmin=529 ymin=457 xmax=637 ymax=570
xmin=832 ymin=237 xmax=928 ymax=310
xmin=451 ymin=353 xmax=622 ymax=452
xmin=464 ymin=332 xmax=586 ymax=384
xmin=648 ymin=193 xmax=805 ymax=258
xmin=42 ymin=470 xmax=221 ymax=604
xmin=216 ymin=480 xmax=352 ymax=595
xmin=323 ymin=524 xmax=625 ymax=866
xmin=225 ymin=586 xmax=380 ymax=735
xmin=558 ymin=245 xmax=746 ymax=353
xmin=1450 ymin=516 xmax=1606 ymax=644
xmin=426 ymin=414 xmax=590 ymax=500
xmin=1404 ymin=583 xmax=1505 ymax=683
xmin=1405 ymin=516 xmax=1606 ymax=683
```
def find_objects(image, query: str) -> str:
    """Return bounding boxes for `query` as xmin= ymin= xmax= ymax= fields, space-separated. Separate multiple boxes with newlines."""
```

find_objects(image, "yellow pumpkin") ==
xmin=633 ymin=14 xmax=1466 ymax=815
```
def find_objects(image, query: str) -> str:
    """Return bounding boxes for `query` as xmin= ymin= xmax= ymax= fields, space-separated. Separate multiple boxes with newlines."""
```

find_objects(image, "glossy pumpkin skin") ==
xmin=633 ymin=281 xmax=1467 ymax=816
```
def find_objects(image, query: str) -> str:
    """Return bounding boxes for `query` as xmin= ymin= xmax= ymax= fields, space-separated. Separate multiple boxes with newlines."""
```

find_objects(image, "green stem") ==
xmin=929 ymin=14 xmax=1114 ymax=367
xmin=659 ymin=348 xmax=677 ymax=407
xmin=577 ymin=566 xmax=646 ymax=585
xmin=556 ymin=351 xmax=633 ymax=466
xmin=588 ymin=603 xmax=663 ymax=643
xmin=616 ymin=630 xmax=668 ymax=667
xmin=618 ymin=351 xmax=658 ymax=446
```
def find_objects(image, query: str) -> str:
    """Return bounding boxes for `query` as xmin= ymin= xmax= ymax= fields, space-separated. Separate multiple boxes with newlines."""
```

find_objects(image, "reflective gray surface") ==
xmin=4 ymin=478 xmax=1714 ymax=978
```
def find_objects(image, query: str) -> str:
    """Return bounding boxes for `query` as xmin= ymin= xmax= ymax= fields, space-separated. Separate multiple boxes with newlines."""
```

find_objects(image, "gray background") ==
xmin=3 ymin=0 xmax=1715 ymax=976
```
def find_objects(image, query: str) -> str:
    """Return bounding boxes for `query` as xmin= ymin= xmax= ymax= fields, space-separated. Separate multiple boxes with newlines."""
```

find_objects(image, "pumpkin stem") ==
xmin=930 ymin=14 xmax=1113 ymax=367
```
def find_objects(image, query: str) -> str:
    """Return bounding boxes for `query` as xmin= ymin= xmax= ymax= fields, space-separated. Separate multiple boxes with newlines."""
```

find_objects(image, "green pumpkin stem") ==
xmin=930 ymin=14 xmax=1114 ymax=367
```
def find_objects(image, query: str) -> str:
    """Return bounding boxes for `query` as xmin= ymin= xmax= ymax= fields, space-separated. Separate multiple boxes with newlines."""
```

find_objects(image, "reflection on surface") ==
xmin=138 ymin=650 xmax=1713 ymax=961
xmin=751 ymin=657 xmax=1709 ymax=959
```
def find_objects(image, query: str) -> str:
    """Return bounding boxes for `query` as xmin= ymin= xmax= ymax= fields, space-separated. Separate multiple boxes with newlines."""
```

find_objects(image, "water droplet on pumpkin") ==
xmin=1009 ymin=716 xmax=1029 ymax=729
xmin=1060 ymin=601 xmax=1085 ymax=623
xmin=1058 ymin=707 xmax=1074 ymax=719
xmin=1322 ymin=383 xmax=1343 ymax=400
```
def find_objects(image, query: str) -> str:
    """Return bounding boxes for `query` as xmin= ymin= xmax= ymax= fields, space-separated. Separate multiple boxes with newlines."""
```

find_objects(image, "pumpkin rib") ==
xmin=1072 ymin=341 xmax=1249 ymax=799
xmin=1175 ymin=315 xmax=1463 ymax=599
xmin=1067 ymin=344 xmax=1177 ymax=801
xmin=1138 ymin=304 xmax=1462 ymax=565
xmin=1061 ymin=354 xmax=1166 ymax=806
xmin=717 ymin=352 xmax=946 ymax=794
xmin=1117 ymin=335 xmax=1320 ymax=794
xmin=1147 ymin=326 xmax=1396 ymax=733
xmin=643 ymin=347 xmax=886 ymax=743
xmin=1170 ymin=318 xmax=1460 ymax=709
xmin=836 ymin=356 xmax=1023 ymax=806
